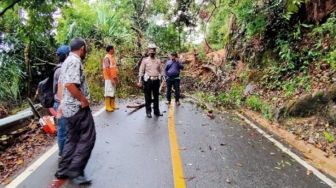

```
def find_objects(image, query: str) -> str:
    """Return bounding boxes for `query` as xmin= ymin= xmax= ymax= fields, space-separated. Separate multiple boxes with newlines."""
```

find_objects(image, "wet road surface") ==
xmin=13 ymin=101 xmax=331 ymax=188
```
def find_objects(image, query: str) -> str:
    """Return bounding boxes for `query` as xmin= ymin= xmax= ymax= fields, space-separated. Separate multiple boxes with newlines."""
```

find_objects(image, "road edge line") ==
xmin=168 ymin=102 xmax=186 ymax=188
xmin=236 ymin=112 xmax=336 ymax=188
xmin=5 ymin=107 xmax=105 ymax=188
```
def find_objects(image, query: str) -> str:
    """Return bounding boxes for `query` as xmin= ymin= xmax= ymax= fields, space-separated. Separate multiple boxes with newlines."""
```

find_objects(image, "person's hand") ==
xmin=80 ymin=98 xmax=90 ymax=108
xmin=56 ymin=108 xmax=63 ymax=119
xmin=137 ymin=82 xmax=142 ymax=88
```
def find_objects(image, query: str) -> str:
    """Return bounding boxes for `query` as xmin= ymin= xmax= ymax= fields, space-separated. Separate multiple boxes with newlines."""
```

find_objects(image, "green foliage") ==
xmin=207 ymin=7 xmax=231 ymax=49
xmin=324 ymin=131 xmax=335 ymax=143
xmin=146 ymin=23 xmax=181 ymax=53
xmin=217 ymin=84 xmax=244 ymax=108
xmin=274 ymin=22 xmax=326 ymax=74
xmin=234 ymin=0 xmax=268 ymax=39
xmin=282 ymin=76 xmax=311 ymax=97
xmin=312 ymin=14 xmax=336 ymax=38
xmin=195 ymin=84 xmax=244 ymax=109
xmin=197 ymin=47 xmax=207 ymax=62
xmin=0 ymin=0 xmax=67 ymax=106
xmin=246 ymin=95 xmax=273 ymax=120
xmin=56 ymin=0 xmax=135 ymax=47
xmin=284 ymin=0 xmax=306 ymax=20
xmin=246 ymin=95 xmax=263 ymax=111
xmin=261 ymin=103 xmax=273 ymax=120
xmin=56 ymin=0 xmax=97 ymax=43
xmin=195 ymin=92 xmax=216 ymax=104
xmin=83 ymin=47 xmax=104 ymax=103
xmin=325 ymin=50 xmax=336 ymax=70
xmin=0 ymin=53 xmax=23 ymax=102
xmin=116 ymin=58 xmax=141 ymax=98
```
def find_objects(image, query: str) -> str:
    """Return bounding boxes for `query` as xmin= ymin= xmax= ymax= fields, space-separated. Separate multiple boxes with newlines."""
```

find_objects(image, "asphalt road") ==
xmin=12 ymin=101 xmax=331 ymax=188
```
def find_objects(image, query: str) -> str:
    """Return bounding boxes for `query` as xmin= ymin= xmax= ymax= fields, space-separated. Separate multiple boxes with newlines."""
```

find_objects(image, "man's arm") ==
xmin=138 ymin=59 xmax=146 ymax=83
xmin=65 ymin=83 xmax=89 ymax=108
xmin=63 ymin=61 xmax=89 ymax=108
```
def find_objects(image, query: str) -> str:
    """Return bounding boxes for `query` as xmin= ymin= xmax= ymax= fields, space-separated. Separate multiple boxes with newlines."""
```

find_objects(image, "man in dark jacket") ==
xmin=165 ymin=52 xmax=184 ymax=105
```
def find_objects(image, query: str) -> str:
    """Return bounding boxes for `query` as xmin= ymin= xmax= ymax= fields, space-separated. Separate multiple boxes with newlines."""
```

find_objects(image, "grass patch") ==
xmin=195 ymin=84 xmax=244 ymax=109
xmin=246 ymin=95 xmax=273 ymax=120
xmin=324 ymin=130 xmax=335 ymax=143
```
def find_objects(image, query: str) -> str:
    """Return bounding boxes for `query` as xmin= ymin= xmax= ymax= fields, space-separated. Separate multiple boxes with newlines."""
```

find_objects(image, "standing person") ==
xmin=137 ymin=44 xmax=163 ymax=118
xmin=103 ymin=45 xmax=119 ymax=112
xmin=55 ymin=38 xmax=96 ymax=185
xmin=165 ymin=52 xmax=184 ymax=106
xmin=53 ymin=45 xmax=70 ymax=157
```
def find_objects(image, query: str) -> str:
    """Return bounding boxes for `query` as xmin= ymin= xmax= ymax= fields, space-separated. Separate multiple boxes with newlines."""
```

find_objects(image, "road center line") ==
xmin=168 ymin=102 xmax=186 ymax=188
xmin=5 ymin=107 xmax=106 ymax=188
xmin=236 ymin=112 xmax=336 ymax=188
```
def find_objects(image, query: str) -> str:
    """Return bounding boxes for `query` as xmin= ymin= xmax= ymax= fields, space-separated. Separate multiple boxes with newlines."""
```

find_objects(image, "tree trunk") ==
xmin=24 ymin=42 xmax=31 ymax=97
xmin=306 ymin=0 xmax=336 ymax=22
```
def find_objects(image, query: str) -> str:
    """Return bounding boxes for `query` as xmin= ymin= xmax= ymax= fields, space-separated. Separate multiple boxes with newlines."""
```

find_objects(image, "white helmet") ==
xmin=148 ymin=43 xmax=157 ymax=49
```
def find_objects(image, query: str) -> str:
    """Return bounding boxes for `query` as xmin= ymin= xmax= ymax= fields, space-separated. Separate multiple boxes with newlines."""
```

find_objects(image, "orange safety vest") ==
xmin=103 ymin=54 xmax=118 ymax=80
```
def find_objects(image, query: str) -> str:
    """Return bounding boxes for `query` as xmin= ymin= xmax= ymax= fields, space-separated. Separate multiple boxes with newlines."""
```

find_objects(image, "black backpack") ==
xmin=37 ymin=66 xmax=61 ymax=108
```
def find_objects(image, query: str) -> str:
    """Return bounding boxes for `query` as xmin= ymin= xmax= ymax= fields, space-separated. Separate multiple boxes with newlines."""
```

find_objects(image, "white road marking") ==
xmin=5 ymin=107 xmax=105 ymax=188
xmin=236 ymin=112 xmax=336 ymax=188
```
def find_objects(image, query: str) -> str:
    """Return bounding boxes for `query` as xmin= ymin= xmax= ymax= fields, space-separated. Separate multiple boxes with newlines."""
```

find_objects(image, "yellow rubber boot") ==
xmin=110 ymin=97 xmax=117 ymax=111
xmin=105 ymin=97 xmax=113 ymax=112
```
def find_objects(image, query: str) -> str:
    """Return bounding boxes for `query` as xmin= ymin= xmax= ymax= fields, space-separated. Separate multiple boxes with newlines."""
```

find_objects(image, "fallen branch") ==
xmin=126 ymin=103 xmax=145 ymax=109
xmin=127 ymin=103 xmax=145 ymax=115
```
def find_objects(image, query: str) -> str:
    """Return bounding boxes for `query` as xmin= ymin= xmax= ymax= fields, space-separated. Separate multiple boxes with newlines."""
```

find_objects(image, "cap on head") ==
xmin=148 ymin=43 xmax=157 ymax=54
xmin=147 ymin=43 xmax=157 ymax=49
xmin=56 ymin=45 xmax=70 ymax=57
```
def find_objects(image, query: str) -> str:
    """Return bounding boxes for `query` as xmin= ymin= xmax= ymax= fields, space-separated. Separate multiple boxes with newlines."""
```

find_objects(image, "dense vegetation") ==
xmin=0 ymin=0 xmax=192 ymax=108
xmin=0 ymin=0 xmax=335 ymax=114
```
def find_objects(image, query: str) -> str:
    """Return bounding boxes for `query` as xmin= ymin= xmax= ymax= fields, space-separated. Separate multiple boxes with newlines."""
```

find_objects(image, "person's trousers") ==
xmin=143 ymin=79 xmax=160 ymax=114
xmin=53 ymin=102 xmax=68 ymax=156
xmin=57 ymin=117 xmax=68 ymax=156
xmin=56 ymin=107 xmax=96 ymax=178
xmin=166 ymin=78 xmax=181 ymax=102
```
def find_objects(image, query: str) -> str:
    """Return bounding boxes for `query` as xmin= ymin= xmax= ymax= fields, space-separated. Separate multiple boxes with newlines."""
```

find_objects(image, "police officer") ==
xmin=138 ymin=44 xmax=163 ymax=118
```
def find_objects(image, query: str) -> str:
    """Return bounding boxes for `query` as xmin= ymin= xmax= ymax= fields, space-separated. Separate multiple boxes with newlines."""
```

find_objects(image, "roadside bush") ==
xmin=325 ymin=50 xmax=336 ymax=70
xmin=246 ymin=95 xmax=273 ymax=120
xmin=84 ymin=47 xmax=104 ymax=103
xmin=217 ymin=84 xmax=244 ymax=108
xmin=116 ymin=57 xmax=140 ymax=98
xmin=0 ymin=52 xmax=23 ymax=104
xmin=246 ymin=95 xmax=263 ymax=111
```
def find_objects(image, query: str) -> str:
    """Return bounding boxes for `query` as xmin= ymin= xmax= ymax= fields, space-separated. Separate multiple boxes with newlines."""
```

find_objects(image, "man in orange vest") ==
xmin=103 ymin=45 xmax=119 ymax=112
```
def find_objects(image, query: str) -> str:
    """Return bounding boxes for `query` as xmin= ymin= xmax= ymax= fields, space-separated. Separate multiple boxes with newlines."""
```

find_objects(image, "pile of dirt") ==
xmin=180 ymin=49 xmax=232 ymax=93
xmin=0 ymin=121 xmax=55 ymax=185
